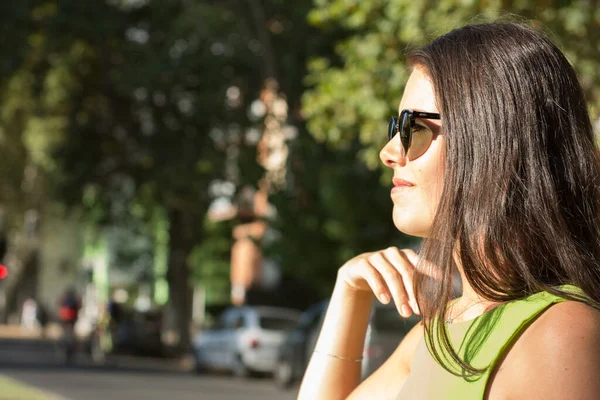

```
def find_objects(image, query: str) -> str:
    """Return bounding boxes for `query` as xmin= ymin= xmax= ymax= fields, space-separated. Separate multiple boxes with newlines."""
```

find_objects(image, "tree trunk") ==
xmin=3 ymin=245 xmax=39 ymax=324
xmin=165 ymin=207 xmax=197 ymax=355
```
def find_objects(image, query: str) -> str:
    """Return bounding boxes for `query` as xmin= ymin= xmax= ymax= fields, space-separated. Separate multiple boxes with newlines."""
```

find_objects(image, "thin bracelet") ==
xmin=313 ymin=349 xmax=363 ymax=362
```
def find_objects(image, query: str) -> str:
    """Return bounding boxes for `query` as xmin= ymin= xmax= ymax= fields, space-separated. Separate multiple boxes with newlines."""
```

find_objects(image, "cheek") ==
xmin=422 ymin=171 xmax=444 ymax=213
xmin=418 ymin=147 xmax=445 ymax=212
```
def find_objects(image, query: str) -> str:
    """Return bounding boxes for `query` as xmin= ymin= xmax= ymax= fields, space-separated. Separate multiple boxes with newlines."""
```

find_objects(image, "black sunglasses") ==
xmin=388 ymin=109 xmax=441 ymax=160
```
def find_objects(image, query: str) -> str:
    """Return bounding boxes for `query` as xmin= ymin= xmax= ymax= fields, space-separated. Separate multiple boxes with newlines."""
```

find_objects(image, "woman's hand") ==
xmin=337 ymin=247 xmax=420 ymax=318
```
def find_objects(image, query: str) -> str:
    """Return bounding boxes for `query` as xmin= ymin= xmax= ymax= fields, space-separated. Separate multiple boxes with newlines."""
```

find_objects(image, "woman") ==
xmin=298 ymin=22 xmax=600 ymax=399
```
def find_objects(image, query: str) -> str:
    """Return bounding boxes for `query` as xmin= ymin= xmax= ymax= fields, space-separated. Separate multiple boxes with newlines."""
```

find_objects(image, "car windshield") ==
xmin=372 ymin=307 xmax=419 ymax=334
xmin=259 ymin=315 xmax=299 ymax=331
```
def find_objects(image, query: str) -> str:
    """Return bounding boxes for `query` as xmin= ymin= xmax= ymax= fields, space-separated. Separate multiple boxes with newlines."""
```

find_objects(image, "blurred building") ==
xmin=0 ymin=202 xmax=165 ymax=330
xmin=38 ymin=207 xmax=85 ymax=314
xmin=0 ymin=204 xmax=84 ymax=324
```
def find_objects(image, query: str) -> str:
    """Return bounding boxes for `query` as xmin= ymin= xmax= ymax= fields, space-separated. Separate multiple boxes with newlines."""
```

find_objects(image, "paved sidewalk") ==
xmin=0 ymin=326 xmax=192 ymax=372
xmin=0 ymin=324 xmax=46 ymax=339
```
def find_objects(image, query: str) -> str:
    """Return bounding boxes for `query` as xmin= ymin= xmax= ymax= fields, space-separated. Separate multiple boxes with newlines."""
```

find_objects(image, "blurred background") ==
xmin=0 ymin=0 xmax=598 ymax=399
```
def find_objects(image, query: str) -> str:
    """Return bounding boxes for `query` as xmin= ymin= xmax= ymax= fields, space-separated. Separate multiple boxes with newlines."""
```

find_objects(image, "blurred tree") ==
xmin=303 ymin=0 xmax=600 ymax=168
xmin=266 ymin=132 xmax=420 ymax=296
xmin=0 ymin=1 xmax=34 ymax=79
xmin=259 ymin=0 xmax=600 ymax=299
xmin=0 ymin=0 xmax=344 ymax=349
xmin=0 ymin=0 xmax=238 ymax=345
xmin=0 ymin=0 xmax=82 ymax=320
xmin=9 ymin=0 xmax=595 ymax=341
xmin=188 ymin=218 xmax=235 ymax=305
xmin=43 ymin=0 xmax=240 ymax=352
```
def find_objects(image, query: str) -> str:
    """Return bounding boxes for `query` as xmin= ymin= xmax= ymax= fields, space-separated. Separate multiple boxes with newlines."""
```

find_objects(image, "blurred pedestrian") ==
xmin=58 ymin=286 xmax=80 ymax=362
xmin=36 ymin=302 xmax=49 ymax=337
xmin=58 ymin=286 xmax=80 ymax=326
xmin=108 ymin=292 xmax=123 ymax=326
xmin=20 ymin=298 xmax=38 ymax=330
xmin=300 ymin=21 xmax=600 ymax=399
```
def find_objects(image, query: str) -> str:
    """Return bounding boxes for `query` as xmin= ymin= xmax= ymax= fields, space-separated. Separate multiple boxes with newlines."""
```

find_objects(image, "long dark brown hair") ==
xmin=409 ymin=22 xmax=600 ymax=376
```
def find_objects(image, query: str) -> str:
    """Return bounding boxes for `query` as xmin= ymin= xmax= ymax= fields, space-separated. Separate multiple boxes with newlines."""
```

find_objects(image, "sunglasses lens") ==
xmin=400 ymin=111 xmax=411 ymax=158
xmin=388 ymin=117 xmax=398 ymax=141
xmin=407 ymin=125 xmax=433 ymax=160
xmin=389 ymin=110 xmax=437 ymax=160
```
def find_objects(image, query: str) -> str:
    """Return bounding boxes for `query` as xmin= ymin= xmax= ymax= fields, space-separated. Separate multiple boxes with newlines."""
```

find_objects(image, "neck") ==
xmin=449 ymin=260 xmax=502 ymax=323
xmin=457 ymin=271 xmax=484 ymax=303
xmin=452 ymin=247 xmax=490 ymax=303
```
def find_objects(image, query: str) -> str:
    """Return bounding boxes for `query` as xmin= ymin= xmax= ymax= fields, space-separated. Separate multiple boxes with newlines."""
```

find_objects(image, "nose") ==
xmin=380 ymin=138 xmax=406 ymax=168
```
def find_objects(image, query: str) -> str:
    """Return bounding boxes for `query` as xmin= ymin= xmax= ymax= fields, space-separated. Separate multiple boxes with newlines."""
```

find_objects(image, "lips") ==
xmin=392 ymin=178 xmax=415 ymax=187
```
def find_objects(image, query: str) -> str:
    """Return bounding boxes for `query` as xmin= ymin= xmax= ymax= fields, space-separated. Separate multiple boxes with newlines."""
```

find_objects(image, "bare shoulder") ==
xmin=492 ymin=301 xmax=600 ymax=400
xmin=526 ymin=301 xmax=600 ymax=354
xmin=533 ymin=300 xmax=600 ymax=333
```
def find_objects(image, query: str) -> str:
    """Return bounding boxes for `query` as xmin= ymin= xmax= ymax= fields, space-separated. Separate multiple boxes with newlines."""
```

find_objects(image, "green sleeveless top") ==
xmin=397 ymin=285 xmax=583 ymax=399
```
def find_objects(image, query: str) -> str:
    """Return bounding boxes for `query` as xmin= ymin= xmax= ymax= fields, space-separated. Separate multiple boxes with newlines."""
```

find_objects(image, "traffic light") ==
xmin=0 ymin=236 xmax=8 ymax=280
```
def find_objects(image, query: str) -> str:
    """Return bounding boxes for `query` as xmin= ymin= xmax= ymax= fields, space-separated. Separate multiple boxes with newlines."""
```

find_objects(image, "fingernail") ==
xmin=411 ymin=301 xmax=420 ymax=314
xmin=379 ymin=293 xmax=390 ymax=304
xmin=401 ymin=304 xmax=411 ymax=317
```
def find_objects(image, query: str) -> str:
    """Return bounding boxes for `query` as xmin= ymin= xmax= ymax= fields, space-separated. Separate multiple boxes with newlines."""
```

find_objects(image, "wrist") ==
xmin=312 ymin=349 xmax=363 ymax=362
xmin=325 ymin=280 xmax=374 ymax=332
xmin=333 ymin=277 xmax=375 ymax=303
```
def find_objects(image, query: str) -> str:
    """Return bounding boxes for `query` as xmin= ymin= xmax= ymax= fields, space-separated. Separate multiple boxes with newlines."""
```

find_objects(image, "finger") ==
xmin=383 ymin=247 xmax=419 ymax=315
xmin=347 ymin=259 xmax=390 ymax=304
xmin=401 ymin=248 xmax=420 ymax=266
xmin=367 ymin=253 xmax=411 ymax=318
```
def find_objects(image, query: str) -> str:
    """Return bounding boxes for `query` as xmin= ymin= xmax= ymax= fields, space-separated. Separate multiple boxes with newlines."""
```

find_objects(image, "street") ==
xmin=0 ymin=338 xmax=299 ymax=400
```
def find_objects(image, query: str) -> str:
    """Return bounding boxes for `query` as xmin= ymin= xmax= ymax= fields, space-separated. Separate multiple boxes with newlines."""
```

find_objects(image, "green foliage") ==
xmin=47 ymin=1 xmax=232 ymax=208
xmin=3 ymin=0 xmax=598 ymax=303
xmin=266 ymin=130 xmax=420 ymax=295
xmin=303 ymin=0 xmax=600 ymax=167
xmin=188 ymin=218 xmax=234 ymax=304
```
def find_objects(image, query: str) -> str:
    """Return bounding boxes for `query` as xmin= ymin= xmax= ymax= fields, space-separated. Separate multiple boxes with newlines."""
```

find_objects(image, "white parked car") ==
xmin=192 ymin=305 xmax=302 ymax=377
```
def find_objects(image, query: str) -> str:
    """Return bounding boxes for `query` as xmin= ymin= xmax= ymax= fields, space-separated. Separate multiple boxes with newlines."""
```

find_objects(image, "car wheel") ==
xmin=191 ymin=350 xmax=206 ymax=374
xmin=274 ymin=358 xmax=294 ymax=389
xmin=231 ymin=354 xmax=250 ymax=379
xmin=194 ymin=361 xmax=206 ymax=374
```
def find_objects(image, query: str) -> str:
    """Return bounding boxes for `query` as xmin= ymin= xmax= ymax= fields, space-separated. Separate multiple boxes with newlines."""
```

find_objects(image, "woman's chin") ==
xmin=392 ymin=213 xmax=430 ymax=238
